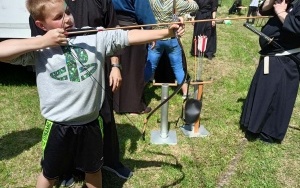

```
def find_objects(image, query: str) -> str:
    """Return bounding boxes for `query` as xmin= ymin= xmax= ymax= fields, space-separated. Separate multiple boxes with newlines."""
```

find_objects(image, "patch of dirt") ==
xmin=216 ymin=138 xmax=247 ymax=187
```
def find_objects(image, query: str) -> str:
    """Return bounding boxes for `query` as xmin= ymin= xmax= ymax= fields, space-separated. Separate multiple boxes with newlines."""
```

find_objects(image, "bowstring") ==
xmin=67 ymin=45 xmax=137 ymax=127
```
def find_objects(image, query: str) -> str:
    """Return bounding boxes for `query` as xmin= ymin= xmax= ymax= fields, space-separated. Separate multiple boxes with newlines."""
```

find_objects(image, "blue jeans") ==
xmin=144 ymin=38 xmax=185 ymax=84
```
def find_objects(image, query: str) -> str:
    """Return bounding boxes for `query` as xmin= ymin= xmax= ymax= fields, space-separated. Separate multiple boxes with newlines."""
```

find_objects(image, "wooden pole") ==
xmin=193 ymin=83 xmax=203 ymax=133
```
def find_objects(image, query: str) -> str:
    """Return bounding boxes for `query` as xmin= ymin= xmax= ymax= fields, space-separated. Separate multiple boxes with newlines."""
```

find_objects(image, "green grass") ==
xmin=0 ymin=1 xmax=300 ymax=187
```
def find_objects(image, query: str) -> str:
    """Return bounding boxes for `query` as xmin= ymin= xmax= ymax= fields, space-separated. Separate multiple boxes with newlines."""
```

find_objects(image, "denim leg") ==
xmin=144 ymin=42 xmax=164 ymax=82
xmin=166 ymin=39 xmax=185 ymax=84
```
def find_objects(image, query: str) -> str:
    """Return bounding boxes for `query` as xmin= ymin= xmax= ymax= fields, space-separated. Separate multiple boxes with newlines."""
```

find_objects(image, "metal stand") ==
xmin=180 ymin=124 xmax=209 ymax=137
xmin=151 ymin=83 xmax=177 ymax=145
xmin=181 ymin=81 xmax=212 ymax=137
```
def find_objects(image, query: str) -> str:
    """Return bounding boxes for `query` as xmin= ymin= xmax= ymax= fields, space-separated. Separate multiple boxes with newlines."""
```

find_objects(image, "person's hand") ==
xmin=176 ymin=24 xmax=185 ymax=37
xmin=150 ymin=41 xmax=156 ymax=49
xmin=169 ymin=17 xmax=185 ymax=37
xmin=43 ymin=28 xmax=68 ymax=47
xmin=109 ymin=67 xmax=122 ymax=92
xmin=274 ymin=0 xmax=287 ymax=14
xmin=212 ymin=20 xmax=216 ymax=27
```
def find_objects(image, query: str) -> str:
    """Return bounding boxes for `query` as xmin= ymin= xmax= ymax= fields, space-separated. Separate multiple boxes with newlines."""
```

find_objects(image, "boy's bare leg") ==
xmin=85 ymin=170 xmax=102 ymax=188
xmin=36 ymin=173 xmax=56 ymax=188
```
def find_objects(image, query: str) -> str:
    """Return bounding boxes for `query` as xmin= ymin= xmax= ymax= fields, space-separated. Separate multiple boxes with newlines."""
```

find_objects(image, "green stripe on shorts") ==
xmin=42 ymin=120 xmax=53 ymax=152
xmin=98 ymin=116 xmax=104 ymax=139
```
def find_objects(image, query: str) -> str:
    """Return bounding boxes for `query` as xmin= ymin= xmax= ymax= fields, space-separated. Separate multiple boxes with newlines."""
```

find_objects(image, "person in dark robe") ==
xmin=240 ymin=0 xmax=300 ymax=144
xmin=246 ymin=0 xmax=259 ymax=24
xmin=29 ymin=0 xmax=133 ymax=186
xmin=190 ymin=0 xmax=218 ymax=60
xmin=228 ymin=0 xmax=242 ymax=14
xmin=112 ymin=0 xmax=156 ymax=115
xmin=206 ymin=0 xmax=218 ymax=60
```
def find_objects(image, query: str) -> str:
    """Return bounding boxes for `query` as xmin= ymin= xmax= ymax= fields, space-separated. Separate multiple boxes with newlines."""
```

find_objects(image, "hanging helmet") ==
xmin=184 ymin=99 xmax=202 ymax=124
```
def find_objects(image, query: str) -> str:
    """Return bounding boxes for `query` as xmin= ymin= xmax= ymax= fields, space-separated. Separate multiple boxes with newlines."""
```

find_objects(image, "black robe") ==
xmin=240 ymin=0 xmax=300 ymax=141
xmin=190 ymin=0 xmax=218 ymax=58
xmin=112 ymin=0 xmax=156 ymax=114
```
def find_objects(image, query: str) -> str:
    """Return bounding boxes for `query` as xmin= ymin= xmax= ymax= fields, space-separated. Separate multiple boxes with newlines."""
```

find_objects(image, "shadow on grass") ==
xmin=0 ymin=127 xmax=42 ymax=160
xmin=0 ymin=63 xmax=36 ymax=86
xmin=102 ymin=123 xmax=184 ymax=187
xmin=237 ymin=97 xmax=246 ymax=130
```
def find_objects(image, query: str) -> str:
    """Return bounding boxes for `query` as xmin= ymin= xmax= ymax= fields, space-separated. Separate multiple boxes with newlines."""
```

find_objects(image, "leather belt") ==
xmin=160 ymin=37 xmax=176 ymax=41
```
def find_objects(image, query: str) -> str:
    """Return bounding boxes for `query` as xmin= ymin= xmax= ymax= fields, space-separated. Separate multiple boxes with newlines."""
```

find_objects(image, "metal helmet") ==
xmin=184 ymin=99 xmax=202 ymax=124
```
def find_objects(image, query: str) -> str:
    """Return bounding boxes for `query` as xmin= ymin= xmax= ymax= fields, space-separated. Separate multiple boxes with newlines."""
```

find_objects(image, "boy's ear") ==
xmin=35 ymin=20 xmax=47 ymax=31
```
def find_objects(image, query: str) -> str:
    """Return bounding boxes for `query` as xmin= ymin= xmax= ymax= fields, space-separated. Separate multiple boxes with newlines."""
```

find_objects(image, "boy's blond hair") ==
xmin=26 ymin=0 xmax=64 ymax=21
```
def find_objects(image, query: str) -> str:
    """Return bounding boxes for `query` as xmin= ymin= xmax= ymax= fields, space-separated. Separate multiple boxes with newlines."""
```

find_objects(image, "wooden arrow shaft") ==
xmin=66 ymin=16 xmax=272 ymax=36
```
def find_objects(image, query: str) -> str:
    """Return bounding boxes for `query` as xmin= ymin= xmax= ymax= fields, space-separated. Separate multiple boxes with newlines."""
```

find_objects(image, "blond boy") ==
xmin=0 ymin=0 xmax=184 ymax=187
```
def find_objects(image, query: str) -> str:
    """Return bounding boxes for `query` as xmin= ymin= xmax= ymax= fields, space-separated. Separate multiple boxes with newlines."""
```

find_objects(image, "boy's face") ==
xmin=35 ymin=0 xmax=75 ymax=31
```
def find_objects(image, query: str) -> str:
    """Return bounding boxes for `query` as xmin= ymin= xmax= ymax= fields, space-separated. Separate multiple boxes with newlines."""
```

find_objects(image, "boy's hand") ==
xmin=43 ymin=28 xmax=68 ymax=47
xmin=169 ymin=17 xmax=185 ymax=37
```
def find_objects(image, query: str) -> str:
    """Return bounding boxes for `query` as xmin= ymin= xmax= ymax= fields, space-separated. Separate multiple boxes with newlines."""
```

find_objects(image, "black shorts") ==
xmin=41 ymin=118 xmax=103 ymax=180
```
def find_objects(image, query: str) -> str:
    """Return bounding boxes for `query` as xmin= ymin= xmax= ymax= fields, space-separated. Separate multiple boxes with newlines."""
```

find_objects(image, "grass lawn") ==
xmin=0 ymin=1 xmax=299 ymax=187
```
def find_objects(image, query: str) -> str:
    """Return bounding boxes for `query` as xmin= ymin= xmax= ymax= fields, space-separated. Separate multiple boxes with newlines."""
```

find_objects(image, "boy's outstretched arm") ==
xmin=0 ymin=28 xmax=68 ymax=62
xmin=127 ymin=19 xmax=185 ymax=45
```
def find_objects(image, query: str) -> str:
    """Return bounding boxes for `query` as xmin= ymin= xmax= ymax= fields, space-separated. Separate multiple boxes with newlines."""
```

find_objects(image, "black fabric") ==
xmin=113 ymin=43 xmax=148 ymax=113
xmin=66 ymin=0 xmax=120 ymax=167
xmin=68 ymin=0 xmax=117 ymax=28
xmin=190 ymin=0 xmax=218 ymax=58
xmin=228 ymin=0 xmax=242 ymax=14
xmin=66 ymin=0 xmax=121 ymax=167
xmin=112 ymin=19 xmax=148 ymax=113
xmin=241 ymin=0 xmax=300 ymax=142
xmin=101 ymin=60 xmax=120 ymax=167
xmin=41 ymin=119 xmax=103 ymax=179
xmin=246 ymin=6 xmax=258 ymax=24
xmin=154 ymin=50 xmax=176 ymax=83
xmin=258 ymin=0 xmax=300 ymax=54
xmin=240 ymin=56 xmax=299 ymax=141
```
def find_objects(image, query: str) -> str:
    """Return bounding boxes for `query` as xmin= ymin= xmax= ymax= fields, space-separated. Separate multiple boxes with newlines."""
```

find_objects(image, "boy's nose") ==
xmin=64 ymin=15 xmax=70 ymax=22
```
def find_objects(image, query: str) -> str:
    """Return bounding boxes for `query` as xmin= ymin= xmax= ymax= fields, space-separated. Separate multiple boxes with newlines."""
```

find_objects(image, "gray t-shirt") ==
xmin=11 ymin=29 xmax=129 ymax=125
